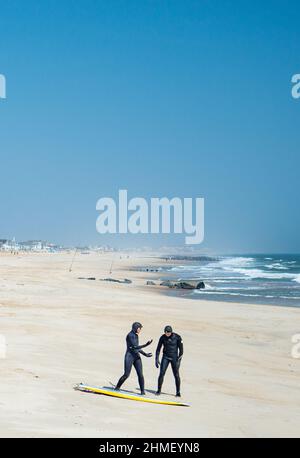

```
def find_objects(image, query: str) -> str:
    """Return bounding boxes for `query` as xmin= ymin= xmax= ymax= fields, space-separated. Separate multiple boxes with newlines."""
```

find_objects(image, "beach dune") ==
xmin=0 ymin=252 xmax=299 ymax=437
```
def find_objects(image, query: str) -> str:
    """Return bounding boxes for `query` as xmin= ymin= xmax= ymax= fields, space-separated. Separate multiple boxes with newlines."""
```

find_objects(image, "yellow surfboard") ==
xmin=74 ymin=383 xmax=190 ymax=407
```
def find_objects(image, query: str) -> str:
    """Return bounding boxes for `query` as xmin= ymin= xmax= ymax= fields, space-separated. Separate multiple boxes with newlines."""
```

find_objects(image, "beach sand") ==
xmin=0 ymin=251 xmax=299 ymax=438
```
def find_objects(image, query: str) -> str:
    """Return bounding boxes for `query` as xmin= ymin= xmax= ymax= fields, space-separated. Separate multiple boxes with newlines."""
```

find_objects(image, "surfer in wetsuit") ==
xmin=115 ymin=322 xmax=152 ymax=395
xmin=155 ymin=325 xmax=183 ymax=397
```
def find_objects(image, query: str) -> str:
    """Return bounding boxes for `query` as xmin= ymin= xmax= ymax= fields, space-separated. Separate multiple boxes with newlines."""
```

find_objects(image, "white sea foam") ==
xmin=265 ymin=263 xmax=288 ymax=270
xmin=218 ymin=257 xmax=255 ymax=267
xmin=211 ymin=286 xmax=260 ymax=291
xmin=194 ymin=290 xmax=261 ymax=298
xmin=167 ymin=255 xmax=300 ymax=305
xmin=223 ymin=267 xmax=298 ymax=281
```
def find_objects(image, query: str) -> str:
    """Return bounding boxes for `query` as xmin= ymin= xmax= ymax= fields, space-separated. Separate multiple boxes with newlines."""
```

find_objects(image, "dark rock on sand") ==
xmin=175 ymin=282 xmax=195 ymax=289
xmin=160 ymin=280 xmax=205 ymax=290
xmin=160 ymin=280 xmax=174 ymax=287
xmin=100 ymin=278 xmax=132 ymax=284
xmin=196 ymin=281 xmax=205 ymax=289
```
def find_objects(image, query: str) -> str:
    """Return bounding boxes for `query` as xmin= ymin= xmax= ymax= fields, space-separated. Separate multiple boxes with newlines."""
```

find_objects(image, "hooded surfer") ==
xmin=155 ymin=325 xmax=183 ymax=397
xmin=115 ymin=322 xmax=152 ymax=395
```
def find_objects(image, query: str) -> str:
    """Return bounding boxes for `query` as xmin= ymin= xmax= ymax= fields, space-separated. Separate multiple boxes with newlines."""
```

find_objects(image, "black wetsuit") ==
xmin=116 ymin=330 xmax=150 ymax=392
xmin=156 ymin=333 xmax=183 ymax=394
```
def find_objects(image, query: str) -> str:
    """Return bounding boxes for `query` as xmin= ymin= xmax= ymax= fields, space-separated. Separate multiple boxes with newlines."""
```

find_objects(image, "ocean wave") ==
xmin=194 ymin=290 xmax=262 ymax=297
xmin=212 ymin=277 xmax=248 ymax=281
xmin=208 ymin=286 xmax=260 ymax=291
xmin=166 ymin=254 xmax=300 ymax=306
xmin=224 ymin=267 xmax=300 ymax=282
xmin=218 ymin=256 xmax=255 ymax=267
xmin=170 ymin=265 xmax=201 ymax=271
xmin=194 ymin=291 xmax=300 ymax=300
xmin=265 ymin=263 xmax=288 ymax=270
xmin=279 ymin=296 xmax=300 ymax=300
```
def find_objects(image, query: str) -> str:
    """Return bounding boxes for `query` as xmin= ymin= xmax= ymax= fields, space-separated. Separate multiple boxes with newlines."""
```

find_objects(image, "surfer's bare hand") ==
xmin=146 ymin=339 xmax=153 ymax=346
xmin=155 ymin=360 xmax=160 ymax=368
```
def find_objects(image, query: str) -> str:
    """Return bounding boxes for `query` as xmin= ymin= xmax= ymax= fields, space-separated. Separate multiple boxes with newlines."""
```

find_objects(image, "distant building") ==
xmin=90 ymin=245 xmax=116 ymax=252
xmin=19 ymin=240 xmax=61 ymax=252
xmin=0 ymin=238 xmax=19 ymax=252
xmin=0 ymin=238 xmax=64 ymax=253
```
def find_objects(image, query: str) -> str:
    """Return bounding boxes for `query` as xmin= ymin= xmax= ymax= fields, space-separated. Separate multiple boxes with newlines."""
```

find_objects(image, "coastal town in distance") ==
xmin=0 ymin=238 xmax=116 ymax=254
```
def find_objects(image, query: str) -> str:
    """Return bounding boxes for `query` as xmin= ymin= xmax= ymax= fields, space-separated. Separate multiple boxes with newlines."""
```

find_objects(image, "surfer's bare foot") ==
xmin=140 ymin=391 xmax=146 ymax=395
xmin=176 ymin=392 xmax=181 ymax=397
xmin=155 ymin=391 xmax=161 ymax=396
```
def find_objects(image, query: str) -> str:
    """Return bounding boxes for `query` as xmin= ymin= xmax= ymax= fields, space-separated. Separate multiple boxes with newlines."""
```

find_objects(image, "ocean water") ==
xmin=168 ymin=254 xmax=300 ymax=307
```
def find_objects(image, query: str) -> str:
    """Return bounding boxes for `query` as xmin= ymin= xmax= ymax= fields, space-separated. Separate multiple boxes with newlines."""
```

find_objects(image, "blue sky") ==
xmin=0 ymin=0 xmax=299 ymax=252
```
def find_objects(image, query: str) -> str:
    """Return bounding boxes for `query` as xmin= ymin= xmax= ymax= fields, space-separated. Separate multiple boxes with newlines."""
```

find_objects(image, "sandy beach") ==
xmin=0 ymin=251 xmax=299 ymax=438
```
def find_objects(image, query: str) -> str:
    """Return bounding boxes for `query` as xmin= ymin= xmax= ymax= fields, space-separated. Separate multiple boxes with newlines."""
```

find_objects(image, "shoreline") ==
xmin=133 ymin=256 xmax=300 ymax=309
xmin=0 ymin=251 xmax=300 ymax=437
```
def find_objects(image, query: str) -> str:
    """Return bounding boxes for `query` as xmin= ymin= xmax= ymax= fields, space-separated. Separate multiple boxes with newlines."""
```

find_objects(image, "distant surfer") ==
xmin=115 ymin=322 xmax=152 ymax=395
xmin=155 ymin=325 xmax=183 ymax=397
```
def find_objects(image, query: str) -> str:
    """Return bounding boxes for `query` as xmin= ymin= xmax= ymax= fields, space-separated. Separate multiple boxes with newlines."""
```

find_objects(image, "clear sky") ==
xmin=0 ymin=0 xmax=299 ymax=252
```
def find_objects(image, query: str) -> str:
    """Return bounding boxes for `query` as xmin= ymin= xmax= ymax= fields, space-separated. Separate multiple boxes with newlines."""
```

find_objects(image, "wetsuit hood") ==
xmin=132 ymin=322 xmax=143 ymax=333
xmin=164 ymin=325 xmax=173 ymax=333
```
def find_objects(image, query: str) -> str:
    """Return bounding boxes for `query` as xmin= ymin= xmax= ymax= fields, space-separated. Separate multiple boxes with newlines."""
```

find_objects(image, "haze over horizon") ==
xmin=0 ymin=1 xmax=299 ymax=252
